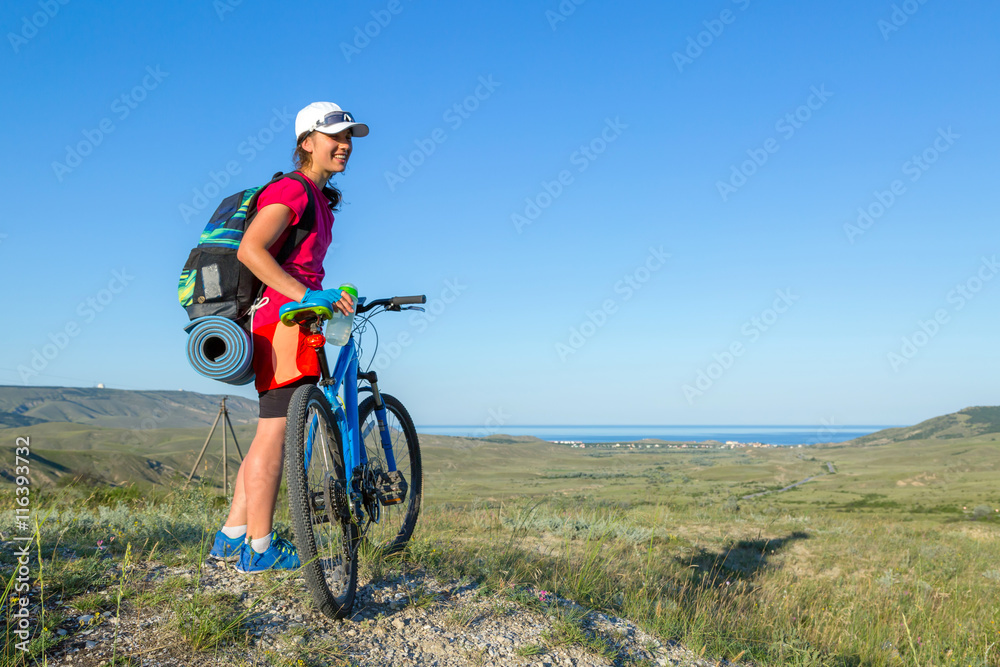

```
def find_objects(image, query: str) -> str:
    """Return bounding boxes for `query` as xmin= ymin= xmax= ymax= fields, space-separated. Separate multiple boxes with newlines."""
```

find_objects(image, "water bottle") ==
xmin=324 ymin=283 xmax=358 ymax=346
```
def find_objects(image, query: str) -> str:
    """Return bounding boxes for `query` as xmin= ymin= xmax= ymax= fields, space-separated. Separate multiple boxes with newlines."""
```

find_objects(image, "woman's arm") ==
xmin=237 ymin=203 xmax=309 ymax=302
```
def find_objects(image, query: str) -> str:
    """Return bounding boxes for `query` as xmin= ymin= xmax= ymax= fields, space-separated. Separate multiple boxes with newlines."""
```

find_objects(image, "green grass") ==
xmin=543 ymin=606 xmax=619 ymax=661
xmin=68 ymin=590 xmax=117 ymax=613
xmin=132 ymin=574 xmax=191 ymax=608
xmin=171 ymin=590 xmax=245 ymax=650
xmin=444 ymin=605 xmax=482 ymax=629
xmin=514 ymin=642 xmax=545 ymax=656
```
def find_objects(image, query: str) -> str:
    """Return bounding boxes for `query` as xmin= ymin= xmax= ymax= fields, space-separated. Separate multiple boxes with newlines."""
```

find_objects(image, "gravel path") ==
xmin=740 ymin=473 xmax=827 ymax=499
xmin=37 ymin=559 xmax=749 ymax=667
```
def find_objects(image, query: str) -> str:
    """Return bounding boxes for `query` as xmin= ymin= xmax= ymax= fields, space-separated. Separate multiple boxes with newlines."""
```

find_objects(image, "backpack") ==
xmin=177 ymin=171 xmax=331 ymax=328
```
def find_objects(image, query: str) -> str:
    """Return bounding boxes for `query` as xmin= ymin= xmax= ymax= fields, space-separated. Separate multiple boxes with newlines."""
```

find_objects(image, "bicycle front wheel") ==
xmin=285 ymin=385 xmax=358 ymax=618
xmin=358 ymin=393 xmax=422 ymax=555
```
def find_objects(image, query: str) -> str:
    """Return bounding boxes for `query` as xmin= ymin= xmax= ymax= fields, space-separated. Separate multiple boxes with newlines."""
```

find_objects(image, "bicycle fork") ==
xmin=358 ymin=370 xmax=407 ymax=506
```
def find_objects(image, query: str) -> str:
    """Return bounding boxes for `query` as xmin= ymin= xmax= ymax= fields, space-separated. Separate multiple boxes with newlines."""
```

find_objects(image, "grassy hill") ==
xmin=0 ymin=421 xmax=259 ymax=486
xmin=848 ymin=405 xmax=1000 ymax=445
xmin=1 ymin=422 xmax=554 ymax=487
xmin=0 ymin=385 xmax=258 ymax=430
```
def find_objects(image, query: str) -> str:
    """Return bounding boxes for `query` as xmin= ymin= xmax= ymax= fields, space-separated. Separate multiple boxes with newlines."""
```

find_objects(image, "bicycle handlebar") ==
xmin=357 ymin=295 xmax=426 ymax=314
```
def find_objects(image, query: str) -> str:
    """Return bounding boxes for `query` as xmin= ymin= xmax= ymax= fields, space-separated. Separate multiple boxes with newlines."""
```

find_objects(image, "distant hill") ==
xmin=1 ymin=423 xmax=555 ymax=488
xmin=0 ymin=385 xmax=258 ymax=430
xmin=6 ymin=388 xmax=999 ymax=487
xmin=848 ymin=406 xmax=1000 ymax=446
xmin=0 ymin=421 xmax=260 ymax=486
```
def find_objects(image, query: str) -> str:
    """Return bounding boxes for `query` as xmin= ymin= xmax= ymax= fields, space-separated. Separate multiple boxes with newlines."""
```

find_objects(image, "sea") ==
xmin=414 ymin=425 xmax=895 ymax=446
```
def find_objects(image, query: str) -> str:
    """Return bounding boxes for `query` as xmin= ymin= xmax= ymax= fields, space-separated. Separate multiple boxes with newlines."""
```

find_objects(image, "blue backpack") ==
xmin=178 ymin=171 xmax=330 ymax=327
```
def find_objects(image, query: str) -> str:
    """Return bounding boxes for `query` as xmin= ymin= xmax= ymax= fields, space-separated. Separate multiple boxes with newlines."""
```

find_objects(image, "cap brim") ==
xmin=315 ymin=122 xmax=369 ymax=138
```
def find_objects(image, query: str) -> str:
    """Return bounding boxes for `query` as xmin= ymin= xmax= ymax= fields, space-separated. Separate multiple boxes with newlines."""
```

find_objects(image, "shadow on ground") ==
xmin=680 ymin=530 xmax=810 ymax=586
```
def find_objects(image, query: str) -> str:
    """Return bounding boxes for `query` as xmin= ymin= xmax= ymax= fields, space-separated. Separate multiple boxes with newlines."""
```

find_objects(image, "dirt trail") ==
xmin=38 ymin=559 xmax=750 ymax=667
xmin=741 ymin=472 xmax=827 ymax=499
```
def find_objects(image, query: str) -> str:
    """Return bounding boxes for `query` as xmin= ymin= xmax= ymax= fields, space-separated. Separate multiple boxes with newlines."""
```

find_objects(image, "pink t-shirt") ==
xmin=255 ymin=174 xmax=334 ymax=290
xmin=249 ymin=173 xmax=335 ymax=391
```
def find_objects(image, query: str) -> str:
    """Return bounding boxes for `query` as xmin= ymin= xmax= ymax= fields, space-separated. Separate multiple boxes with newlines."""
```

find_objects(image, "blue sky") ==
xmin=1 ymin=0 xmax=997 ymax=427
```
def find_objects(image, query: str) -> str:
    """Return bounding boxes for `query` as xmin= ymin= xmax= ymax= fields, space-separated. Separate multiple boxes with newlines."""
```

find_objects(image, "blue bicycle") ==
xmin=281 ymin=294 xmax=426 ymax=618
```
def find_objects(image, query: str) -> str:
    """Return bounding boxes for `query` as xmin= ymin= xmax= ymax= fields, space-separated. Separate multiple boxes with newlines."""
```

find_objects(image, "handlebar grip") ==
xmin=391 ymin=295 xmax=426 ymax=306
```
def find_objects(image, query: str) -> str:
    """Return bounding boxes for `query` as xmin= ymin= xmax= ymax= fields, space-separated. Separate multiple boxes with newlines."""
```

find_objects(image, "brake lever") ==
xmin=400 ymin=306 xmax=425 ymax=312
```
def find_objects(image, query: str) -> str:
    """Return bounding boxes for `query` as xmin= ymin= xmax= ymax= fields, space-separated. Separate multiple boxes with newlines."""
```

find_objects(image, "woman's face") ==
xmin=304 ymin=129 xmax=353 ymax=174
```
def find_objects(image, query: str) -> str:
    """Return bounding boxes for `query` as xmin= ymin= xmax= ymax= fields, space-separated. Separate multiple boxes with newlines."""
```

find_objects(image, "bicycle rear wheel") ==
xmin=285 ymin=385 xmax=358 ymax=618
xmin=358 ymin=393 xmax=422 ymax=555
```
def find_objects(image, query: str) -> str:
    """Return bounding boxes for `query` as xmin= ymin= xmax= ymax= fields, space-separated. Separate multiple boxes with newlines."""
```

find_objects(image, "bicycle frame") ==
xmin=310 ymin=335 xmax=399 ymax=510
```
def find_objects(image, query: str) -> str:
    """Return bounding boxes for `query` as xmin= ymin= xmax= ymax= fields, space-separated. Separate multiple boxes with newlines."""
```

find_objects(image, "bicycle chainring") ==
xmin=360 ymin=466 xmax=382 ymax=526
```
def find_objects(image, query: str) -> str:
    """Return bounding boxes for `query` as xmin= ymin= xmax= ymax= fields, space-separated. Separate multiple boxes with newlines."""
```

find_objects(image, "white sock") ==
xmin=250 ymin=532 xmax=273 ymax=553
xmin=221 ymin=524 xmax=247 ymax=539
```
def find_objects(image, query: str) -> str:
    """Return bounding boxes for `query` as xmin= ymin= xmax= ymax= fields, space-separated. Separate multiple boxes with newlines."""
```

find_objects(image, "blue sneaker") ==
xmin=234 ymin=536 xmax=301 ymax=573
xmin=209 ymin=530 xmax=245 ymax=561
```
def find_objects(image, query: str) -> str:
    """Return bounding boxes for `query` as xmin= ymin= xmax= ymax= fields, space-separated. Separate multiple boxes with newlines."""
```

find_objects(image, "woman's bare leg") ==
xmin=224 ymin=417 xmax=286 ymax=540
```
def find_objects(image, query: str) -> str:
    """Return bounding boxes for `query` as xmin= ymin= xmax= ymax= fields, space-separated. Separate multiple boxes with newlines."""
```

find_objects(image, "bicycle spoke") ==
xmin=285 ymin=386 xmax=358 ymax=618
xmin=358 ymin=394 xmax=422 ymax=555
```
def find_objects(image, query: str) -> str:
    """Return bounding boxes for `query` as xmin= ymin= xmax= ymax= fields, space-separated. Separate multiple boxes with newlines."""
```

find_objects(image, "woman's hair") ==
xmin=293 ymin=132 xmax=313 ymax=169
xmin=294 ymin=131 xmax=342 ymax=210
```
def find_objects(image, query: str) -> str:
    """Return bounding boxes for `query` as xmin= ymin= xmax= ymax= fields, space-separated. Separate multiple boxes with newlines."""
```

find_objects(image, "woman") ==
xmin=208 ymin=102 xmax=368 ymax=572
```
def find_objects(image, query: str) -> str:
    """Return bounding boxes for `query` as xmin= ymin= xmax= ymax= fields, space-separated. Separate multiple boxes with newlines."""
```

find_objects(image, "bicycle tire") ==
xmin=357 ymin=393 xmax=422 ymax=555
xmin=284 ymin=384 xmax=358 ymax=618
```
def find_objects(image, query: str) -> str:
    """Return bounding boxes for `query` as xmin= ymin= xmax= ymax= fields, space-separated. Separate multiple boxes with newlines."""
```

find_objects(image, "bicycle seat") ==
xmin=279 ymin=297 xmax=332 ymax=326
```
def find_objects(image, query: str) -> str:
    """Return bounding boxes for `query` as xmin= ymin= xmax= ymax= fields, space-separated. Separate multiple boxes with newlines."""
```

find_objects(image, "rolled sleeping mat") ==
xmin=184 ymin=317 xmax=255 ymax=386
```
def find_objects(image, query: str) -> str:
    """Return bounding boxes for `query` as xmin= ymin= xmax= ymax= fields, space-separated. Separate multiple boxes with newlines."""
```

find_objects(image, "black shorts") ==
xmin=258 ymin=377 xmax=319 ymax=419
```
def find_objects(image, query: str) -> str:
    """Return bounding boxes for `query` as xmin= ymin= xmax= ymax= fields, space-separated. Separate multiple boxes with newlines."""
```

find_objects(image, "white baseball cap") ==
xmin=294 ymin=102 xmax=369 ymax=140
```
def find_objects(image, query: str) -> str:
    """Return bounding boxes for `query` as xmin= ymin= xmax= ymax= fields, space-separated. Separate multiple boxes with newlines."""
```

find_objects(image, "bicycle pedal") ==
xmin=375 ymin=470 xmax=408 ymax=506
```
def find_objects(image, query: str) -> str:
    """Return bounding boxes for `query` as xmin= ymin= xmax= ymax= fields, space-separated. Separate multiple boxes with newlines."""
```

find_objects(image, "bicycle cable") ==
xmin=350 ymin=305 xmax=384 ymax=375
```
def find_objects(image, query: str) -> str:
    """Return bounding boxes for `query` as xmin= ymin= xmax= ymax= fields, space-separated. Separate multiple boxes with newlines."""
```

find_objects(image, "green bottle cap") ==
xmin=338 ymin=283 xmax=358 ymax=298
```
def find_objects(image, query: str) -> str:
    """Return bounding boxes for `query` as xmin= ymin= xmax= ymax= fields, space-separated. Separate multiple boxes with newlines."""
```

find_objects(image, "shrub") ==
xmin=971 ymin=504 xmax=992 ymax=519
